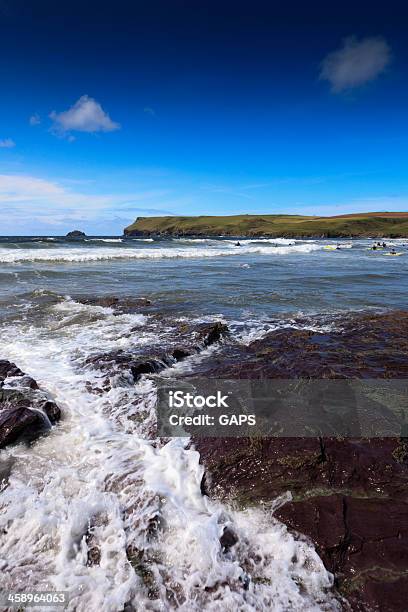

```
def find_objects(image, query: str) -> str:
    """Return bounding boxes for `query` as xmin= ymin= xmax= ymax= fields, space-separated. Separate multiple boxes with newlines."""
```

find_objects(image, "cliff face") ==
xmin=124 ymin=213 xmax=408 ymax=238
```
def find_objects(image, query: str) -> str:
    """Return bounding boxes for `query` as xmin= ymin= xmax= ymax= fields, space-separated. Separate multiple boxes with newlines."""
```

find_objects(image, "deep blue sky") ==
xmin=0 ymin=0 xmax=407 ymax=234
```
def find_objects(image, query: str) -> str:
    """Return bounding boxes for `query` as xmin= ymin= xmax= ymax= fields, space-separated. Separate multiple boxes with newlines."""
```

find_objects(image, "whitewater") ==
xmin=0 ymin=296 xmax=339 ymax=611
xmin=0 ymin=242 xmax=323 ymax=264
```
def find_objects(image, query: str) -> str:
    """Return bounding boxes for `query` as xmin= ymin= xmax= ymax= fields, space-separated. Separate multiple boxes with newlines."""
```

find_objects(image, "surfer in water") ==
xmin=235 ymin=241 xmax=241 ymax=246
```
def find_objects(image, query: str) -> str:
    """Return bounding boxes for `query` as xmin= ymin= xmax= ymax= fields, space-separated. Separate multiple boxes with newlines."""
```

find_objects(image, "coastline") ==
xmin=124 ymin=212 xmax=408 ymax=239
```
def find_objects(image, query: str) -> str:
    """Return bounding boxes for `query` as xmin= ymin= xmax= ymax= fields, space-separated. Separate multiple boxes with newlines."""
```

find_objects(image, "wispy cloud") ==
xmin=291 ymin=196 xmax=408 ymax=217
xmin=0 ymin=138 xmax=15 ymax=148
xmin=0 ymin=174 xmax=175 ymax=234
xmin=320 ymin=36 xmax=391 ymax=93
xmin=29 ymin=113 xmax=41 ymax=126
xmin=50 ymin=95 xmax=120 ymax=137
xmin=144 ymin=106 xmax=156 ymax=116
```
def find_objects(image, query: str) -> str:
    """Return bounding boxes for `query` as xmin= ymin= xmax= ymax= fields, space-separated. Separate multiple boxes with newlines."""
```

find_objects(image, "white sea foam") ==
xmin=229 ymin=317 xmax=339 ymax=345
xmin=85 ymin=238 xmax=124 ymax=243
xmin=0 ymin=298 xmax=338 ymax=611
xmin=173 ymin=238 xmax=220 ymax=243
xmin=0 ymin=243 xmax=324 ymax=264
xmin=230 ymin=238 xmax=299 ymax=245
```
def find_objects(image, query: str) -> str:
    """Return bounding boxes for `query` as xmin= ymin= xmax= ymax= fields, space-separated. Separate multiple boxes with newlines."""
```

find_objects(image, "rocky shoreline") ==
xmin=191 ymin=311 xmax=408 ymax=612
xmin=1 ymin=300 xmax=407 ymax=610
xmin=72 ymin=300 xmax=408 ymax=610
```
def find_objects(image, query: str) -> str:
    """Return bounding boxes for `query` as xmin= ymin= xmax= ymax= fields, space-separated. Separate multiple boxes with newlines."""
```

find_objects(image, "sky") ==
xmin=0 ymin=0 xmax=407 ymax=234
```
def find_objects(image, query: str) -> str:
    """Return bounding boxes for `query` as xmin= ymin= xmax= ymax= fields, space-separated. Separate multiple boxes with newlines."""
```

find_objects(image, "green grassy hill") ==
xmin=124 ymin=213 xmax=408 ymax=238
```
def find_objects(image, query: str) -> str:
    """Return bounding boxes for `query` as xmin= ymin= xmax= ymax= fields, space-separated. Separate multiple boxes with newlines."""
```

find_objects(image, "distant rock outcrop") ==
xmin=66 ymin=230 xmax=86 ymax=238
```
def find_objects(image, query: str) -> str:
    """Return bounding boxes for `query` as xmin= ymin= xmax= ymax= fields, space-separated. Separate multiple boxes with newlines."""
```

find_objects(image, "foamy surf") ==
xmin=0 ymin=243 xmax=324 ymax=264
xmin=0 ymin=297 xmax=339 ymax=611
xmin=85 ymin=238 xmax=124 ymax=243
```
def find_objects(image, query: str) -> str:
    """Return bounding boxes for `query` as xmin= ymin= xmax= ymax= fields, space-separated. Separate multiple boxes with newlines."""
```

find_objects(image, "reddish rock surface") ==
xmin=193 ymin=311 xmax=408 ymax=611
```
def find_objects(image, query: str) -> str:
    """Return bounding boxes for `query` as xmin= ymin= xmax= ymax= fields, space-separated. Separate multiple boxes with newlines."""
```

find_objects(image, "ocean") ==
xmin=1 ymin=235 xmax=408 ymax=319
xmin=0 ymin=235 xmax=407 ymax=611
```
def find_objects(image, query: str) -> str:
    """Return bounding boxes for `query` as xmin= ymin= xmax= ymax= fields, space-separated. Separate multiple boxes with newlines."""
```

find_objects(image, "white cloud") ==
xmin=0 ymin=173 xmax=173 ymax=234
xmin=320 ymin=36 xmax=391 ymax=93
xmin=0 ymin=138 xmax=15 ymax=148
xmin=0 ymin=174 xmax=167 ymax=208
xmin=29 ymin=113 xmax=41 ymax=126
xmin=50 ymin=95 xmax=120 ymax=136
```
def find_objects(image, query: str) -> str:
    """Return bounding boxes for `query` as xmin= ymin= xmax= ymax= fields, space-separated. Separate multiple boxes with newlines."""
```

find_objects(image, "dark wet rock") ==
xmin=85 ymin=320 xmax=229 ymax=387
xmin=130 ymin=358 xmax=170 ymax=380
xmin=85 ymin=351 xmax=170 ymax=385
xmin=171 ymin=348 xmax=191 ymax=361
xmin=42 ymin=400 xmax=61 ymax=424
xmin=126 ymin=545 xmax=161 ymax=600
xmin=125 ymin=322 xmax=229 ymax=377
xmin=75 ymin=295 xmax=153 ymax=314
xmin=0 ymin=359 xmax=24 ymax=380
xmin=219 ymin=526 xmax=238 ymax=551
xmin=0 ymin=457 xmax=15 ymax=490
xmin=0 ymin=360 xmax=61 ymax=448
xmin=198 ymin=322 xmax=229 ymax=347
xmin=85 ymin=514 xmax=109 ymax=567
xmin=0 ymin=406 xmax=49 ymax=448
xmin=239 ymin=574 xmax=250 ymax=591
xmin=193 ymin=311 xmax=408 ymax=611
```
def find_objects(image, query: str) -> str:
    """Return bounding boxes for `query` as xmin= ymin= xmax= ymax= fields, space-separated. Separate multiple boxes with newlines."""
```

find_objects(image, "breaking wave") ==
xmin=85 ymin=238 xmax=124 ymax=243
xmin=0 ymin=243 xmax=324 ymax=264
